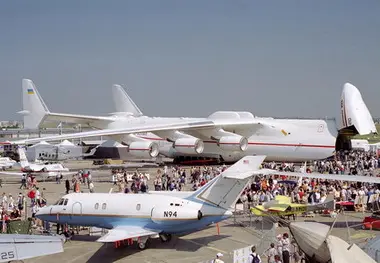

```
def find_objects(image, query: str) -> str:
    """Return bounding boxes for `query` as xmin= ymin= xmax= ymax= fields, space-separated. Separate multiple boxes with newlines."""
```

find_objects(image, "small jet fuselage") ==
xmin=37 ymin=193 xmax=231 ymax=235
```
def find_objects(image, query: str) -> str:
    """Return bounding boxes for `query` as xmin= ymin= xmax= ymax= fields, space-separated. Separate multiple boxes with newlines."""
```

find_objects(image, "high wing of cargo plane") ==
xmin=0 ymin=148 xmax=77 ymax=177
xmin=14 ymin=79 xmax=377 ymax=163
xmin=0 ymin=234 xmax=63 ymax=262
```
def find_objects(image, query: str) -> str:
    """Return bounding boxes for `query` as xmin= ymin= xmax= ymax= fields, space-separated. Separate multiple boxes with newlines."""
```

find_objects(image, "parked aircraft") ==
xmin=16 ymin=79 xmax=377 ymax=162
xmin=289 ymin=221 xmax=375 ymax=263
xmin=35 ymin=156 xmax=264 ymax=249
xmin=35 ymin=155 xmax=380 ymax=251
xmin=251 ymin=195 xmax=335 ymax=217
xmin=0 ymin=157 xmax=16 ymax=169
xmin=0 ymin=148 xmax=77 ymax=177
xmin=0 ymin=234 xmax=63 ymax=262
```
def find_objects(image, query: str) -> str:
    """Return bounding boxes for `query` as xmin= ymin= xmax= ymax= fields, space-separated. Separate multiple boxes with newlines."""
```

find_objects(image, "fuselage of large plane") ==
xmin=88 ymin=116 xmax=337 ymax=162
xmin=36 ymin=193 xmax=231 ymax=235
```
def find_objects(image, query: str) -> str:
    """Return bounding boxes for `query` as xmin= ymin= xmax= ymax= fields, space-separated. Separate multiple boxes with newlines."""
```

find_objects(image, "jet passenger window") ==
xmin=102 ymin=203 xmax=106 ymax=210
xmin=95 ymin=203 xmax=99 ymax=210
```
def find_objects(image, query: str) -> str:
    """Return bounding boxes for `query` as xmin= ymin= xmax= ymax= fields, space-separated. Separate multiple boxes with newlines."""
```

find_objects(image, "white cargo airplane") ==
xmin=0 ymin=234 xmax=63 ymax=262
xmin=0 ymin=148 xmax=76 ymax=177
xmin=34 ymin=156 xmax=379 ymax=251
xmin=15 ymin=79 xmax=377 ymax=162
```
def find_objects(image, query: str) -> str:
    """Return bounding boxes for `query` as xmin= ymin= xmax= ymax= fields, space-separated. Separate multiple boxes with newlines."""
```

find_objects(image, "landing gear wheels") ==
xmin=159 ymin=234 xmax=172 ymax=243
xmin=137 ymin=236 xmax=150 ymax=250
xmin=138 ymin=241 xmax=146 ymax=250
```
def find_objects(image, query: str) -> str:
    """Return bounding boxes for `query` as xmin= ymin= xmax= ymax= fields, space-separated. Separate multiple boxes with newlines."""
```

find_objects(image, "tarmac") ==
xmin=0 ymin=161 xmax=377 ymax=263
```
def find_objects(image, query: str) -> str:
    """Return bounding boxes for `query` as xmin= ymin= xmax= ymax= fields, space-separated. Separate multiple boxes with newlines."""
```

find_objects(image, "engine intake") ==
xmin=218 ymin=136 xmax=248 ymax=151
xmin=173 ymin=138 xmax=204 ymax=154
xmin=128 ymin=141 xmax=159 ymax=158
xmin=151 ymin=206 xmax=203 ymax=225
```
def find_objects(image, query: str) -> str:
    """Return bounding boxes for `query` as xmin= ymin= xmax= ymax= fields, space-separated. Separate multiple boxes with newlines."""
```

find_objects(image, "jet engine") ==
xmin=173 ymin=138 xmax=204 ymax=154
xmin=151 ymin=206 xmax=203 ymax=225
xmin=128 ymin=141 xmax=159 ymax=158
xmin=218 ymin=136 xmax=248 ymax=151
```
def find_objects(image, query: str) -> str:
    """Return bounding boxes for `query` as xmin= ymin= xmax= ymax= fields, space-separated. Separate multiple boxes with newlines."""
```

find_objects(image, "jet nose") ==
xmin=36 ymin=206 xmax=49 ymax=218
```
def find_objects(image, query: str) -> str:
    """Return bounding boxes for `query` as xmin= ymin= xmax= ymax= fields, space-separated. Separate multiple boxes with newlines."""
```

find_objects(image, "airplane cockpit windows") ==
xmin=55 ymin=198 xmax=69 ymax=206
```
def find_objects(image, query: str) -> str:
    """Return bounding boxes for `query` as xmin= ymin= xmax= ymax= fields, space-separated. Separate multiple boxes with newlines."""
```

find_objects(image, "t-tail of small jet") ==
xmin=340 ymin=83 xmax=377 ymax=135
xmin=189 ymin=155 xmax=265 ymax=210
xmin=111 ymin=84 xmax=143 ymax=116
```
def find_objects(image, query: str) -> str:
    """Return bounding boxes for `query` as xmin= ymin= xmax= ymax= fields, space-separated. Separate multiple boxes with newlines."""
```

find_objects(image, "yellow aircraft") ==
xmin=251 ymin=195 xmax=335 ymax=217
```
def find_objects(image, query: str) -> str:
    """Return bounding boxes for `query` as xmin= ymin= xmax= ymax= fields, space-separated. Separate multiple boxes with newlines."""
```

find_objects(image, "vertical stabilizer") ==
xmin=18 ymin=147 xmax=30 ymax=168
xmin=18 ymin=79 xmax=50 ymax=129
xmin=189 ymin=156 xmax=265 ymax=210
xmin=340 ymin=83 xmax=377 ymax=135
xmin=112 ymin=84 xmax=143 ymax=116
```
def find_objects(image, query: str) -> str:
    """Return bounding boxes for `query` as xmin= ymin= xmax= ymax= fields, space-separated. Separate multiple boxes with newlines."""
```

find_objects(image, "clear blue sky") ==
xmin=0 ymin=1 xmax=379 ymax=121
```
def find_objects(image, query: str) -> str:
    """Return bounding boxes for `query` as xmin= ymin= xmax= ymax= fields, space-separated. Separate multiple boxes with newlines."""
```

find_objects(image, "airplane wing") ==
xmin=96 ymin=226 xmax=158 ymax=243
xmin=0 ymin=171 xmax=25 ymax=176
xmin=259 ymin=169 xmax=380 ymax=184
xmin=11 ymin=118 xmax=278 ymax=145
xmin=0 ymin=171 xmax=77 ymax=177
xmin=267 ymin=205 xmax=289 ymax=212
xmin=96 ymin=225 xmax=158 ymax=243
xmin=0 ymin=234 xmax=63 ymax=262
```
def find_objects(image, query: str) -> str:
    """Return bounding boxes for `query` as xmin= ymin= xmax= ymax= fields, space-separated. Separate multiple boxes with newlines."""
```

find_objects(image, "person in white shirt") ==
xmin=264 ymin=243 xmax=277 ymax=263
xmin=248 ymin=246 xmax=261 ymax=263
xmin=213 ymin=252 xmax=224 ymax=263
xmin=281 ymin=233 xmax=290 ymax=263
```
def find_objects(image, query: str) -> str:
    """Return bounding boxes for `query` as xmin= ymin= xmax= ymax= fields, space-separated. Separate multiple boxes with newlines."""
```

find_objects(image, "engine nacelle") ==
xmin=173 ymin=138 xmax=204 ymax=154
xmin=218 ymin=136 xmax=248 ymax=151
xmin=128 ymin=141 xmax=159 ymax=158
xmin=151 ymin=206 xmax=203 ymax=225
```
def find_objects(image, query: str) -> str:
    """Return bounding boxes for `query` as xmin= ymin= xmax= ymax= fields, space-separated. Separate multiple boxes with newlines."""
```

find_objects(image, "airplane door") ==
xmin=71 ymin=202 xmax=82 ymax=217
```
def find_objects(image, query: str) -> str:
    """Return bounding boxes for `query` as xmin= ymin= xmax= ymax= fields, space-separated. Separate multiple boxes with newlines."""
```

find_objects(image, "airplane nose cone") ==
xmin=36 ymin=206 xmax=49 ymax=218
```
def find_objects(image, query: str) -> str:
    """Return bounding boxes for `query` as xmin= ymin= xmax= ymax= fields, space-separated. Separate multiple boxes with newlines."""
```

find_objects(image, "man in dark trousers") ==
xmin=65 ymin=178 xmax=70 ymax=194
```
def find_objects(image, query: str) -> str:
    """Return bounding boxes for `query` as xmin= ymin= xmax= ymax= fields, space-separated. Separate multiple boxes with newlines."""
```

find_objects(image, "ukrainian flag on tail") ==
xmin=27 ymin=88 xmax=34 ymax=95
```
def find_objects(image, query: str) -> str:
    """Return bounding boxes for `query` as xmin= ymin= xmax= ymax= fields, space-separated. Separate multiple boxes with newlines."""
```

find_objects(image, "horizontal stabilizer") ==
xmin=222 ymin=156 xmax=266 ymax=179
xmin=96 ymin=226 xmax=157 ymax=243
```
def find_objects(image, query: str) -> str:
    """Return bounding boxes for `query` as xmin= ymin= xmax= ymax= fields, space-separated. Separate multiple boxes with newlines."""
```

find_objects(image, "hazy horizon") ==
xmin=1 ymin=1 xmax=379 ymax=122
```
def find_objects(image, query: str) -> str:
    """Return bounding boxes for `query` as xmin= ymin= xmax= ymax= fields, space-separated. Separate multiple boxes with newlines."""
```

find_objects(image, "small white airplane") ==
xmin=0 ymin=234 xmax=63 ymax=262
xmin=35 ymin=156 xmax=379 ymax=250
xmin=0 ymin=157 xmax=17 ymax=170
xmin=0 ymin=148 xmax=76 ymax=177
xmin=15 ymin=79 xmax=377 ymax=163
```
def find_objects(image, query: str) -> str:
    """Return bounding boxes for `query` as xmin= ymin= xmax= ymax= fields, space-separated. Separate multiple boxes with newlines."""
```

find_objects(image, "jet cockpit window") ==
xmin=63 ymin=199 xmax=68 ymax=206
xmin=58 ymin=199 xmax=64 ymax=205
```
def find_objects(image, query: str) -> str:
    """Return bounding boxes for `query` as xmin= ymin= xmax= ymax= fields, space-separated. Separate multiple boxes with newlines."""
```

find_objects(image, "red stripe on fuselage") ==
xmin=138 ymin=136 xmax=334 ymax=149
